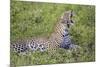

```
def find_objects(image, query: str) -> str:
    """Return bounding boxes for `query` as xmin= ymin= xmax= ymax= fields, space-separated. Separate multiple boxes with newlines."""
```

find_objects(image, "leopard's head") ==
xmin=61 ymin=10 xmax=75 ymax=28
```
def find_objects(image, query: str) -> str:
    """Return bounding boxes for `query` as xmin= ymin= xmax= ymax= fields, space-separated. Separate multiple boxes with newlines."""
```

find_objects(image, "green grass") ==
xmin=10 ymin=1 xmax=95 ymax=66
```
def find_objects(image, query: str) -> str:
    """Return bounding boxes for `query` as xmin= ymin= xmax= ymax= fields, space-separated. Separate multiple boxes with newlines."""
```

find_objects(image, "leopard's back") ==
xmin=10 ymin=38 xmax=50 ymax=54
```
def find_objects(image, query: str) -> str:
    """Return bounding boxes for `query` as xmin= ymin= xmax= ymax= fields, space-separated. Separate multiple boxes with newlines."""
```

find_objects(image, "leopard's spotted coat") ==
xmin=10 ymin=10 xmax=76 ymax=55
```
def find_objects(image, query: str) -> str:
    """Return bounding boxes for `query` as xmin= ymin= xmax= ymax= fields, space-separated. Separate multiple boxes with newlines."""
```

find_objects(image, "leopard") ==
xmin=10 ymin=10 xmax=77 ymax=55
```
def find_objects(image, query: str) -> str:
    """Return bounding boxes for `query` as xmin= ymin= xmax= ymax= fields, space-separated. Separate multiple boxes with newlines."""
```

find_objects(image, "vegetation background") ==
xmin=10 ymin=1 xmax=95 ymax=66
